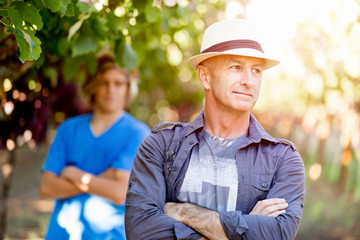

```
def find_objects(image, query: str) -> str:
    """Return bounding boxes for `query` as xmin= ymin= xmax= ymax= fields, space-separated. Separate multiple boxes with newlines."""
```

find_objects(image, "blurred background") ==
xmin=0 ymin=0 xmax=360 ymax=239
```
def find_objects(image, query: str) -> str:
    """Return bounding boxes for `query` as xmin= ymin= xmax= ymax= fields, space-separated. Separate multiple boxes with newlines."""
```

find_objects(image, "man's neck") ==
xmin=90 ymin=108 xmax=124 ymax=136
xmin=203 ymin=106 xmax=250 ymax=139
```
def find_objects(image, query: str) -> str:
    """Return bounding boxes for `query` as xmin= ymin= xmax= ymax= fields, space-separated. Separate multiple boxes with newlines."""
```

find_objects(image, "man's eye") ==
xmin=115 ymin=81 xmax=126 ymax=87
xmin=231 ymin=65 xmax=241 ymax=70
xmin=252 ymin=68 xmax=262 ymax=74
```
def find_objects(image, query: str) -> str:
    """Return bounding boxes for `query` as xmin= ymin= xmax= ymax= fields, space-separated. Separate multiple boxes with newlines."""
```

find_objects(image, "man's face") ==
xmin=199 ymin=55 xmax=264 ymax=113
xmin=94 ymin=68 xmax=129 ymax=113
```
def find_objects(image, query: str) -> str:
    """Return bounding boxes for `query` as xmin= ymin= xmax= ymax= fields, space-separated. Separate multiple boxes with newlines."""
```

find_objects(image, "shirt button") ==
xmin=262 ymin=182 xmax=268 ymax=188
xmin=189 ymin=141 xmax=194 ymax=145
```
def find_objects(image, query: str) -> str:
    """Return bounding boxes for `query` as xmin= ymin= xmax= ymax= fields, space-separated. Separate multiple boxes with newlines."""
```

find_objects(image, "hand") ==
xmin=60 ymin=166 xmax=90 ymax=192
xmin=249 ymin=198 xmax=288 ymax=216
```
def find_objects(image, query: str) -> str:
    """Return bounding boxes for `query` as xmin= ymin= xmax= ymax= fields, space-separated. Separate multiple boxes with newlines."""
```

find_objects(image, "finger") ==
xmin=260 ymin=198 xmax=286 ymax=206
xmin=268 ymin=210 xmax=286 ymax=217
xmin=253 ymin=202 xmax=288 ymax=215
xmin=263 ymin=203 xmax=288 ymax=215
xmin=254 ymin=199 xmax=286 ymax=212
xmin=250 ymin=198 xmax=288 ymax=215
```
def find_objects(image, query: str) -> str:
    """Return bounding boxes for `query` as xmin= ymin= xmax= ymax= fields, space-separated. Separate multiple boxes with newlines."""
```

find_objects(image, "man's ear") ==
xmin=197 ymin=64 xmax=211 ymax=90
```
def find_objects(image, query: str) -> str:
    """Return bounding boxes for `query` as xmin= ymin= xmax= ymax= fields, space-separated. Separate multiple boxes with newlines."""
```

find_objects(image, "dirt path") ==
xmin=4 ymin=145 xmax=52 ymax=239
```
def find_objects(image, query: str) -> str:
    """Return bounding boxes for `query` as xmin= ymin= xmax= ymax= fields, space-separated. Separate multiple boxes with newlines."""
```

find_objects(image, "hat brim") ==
xmin=188 ymin=48 xmax=279 ymax=70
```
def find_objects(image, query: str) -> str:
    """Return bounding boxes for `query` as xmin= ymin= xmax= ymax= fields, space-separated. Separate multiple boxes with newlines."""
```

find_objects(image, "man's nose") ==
xmin=239 ymin=68 xmax=253 ymax=86
xmin=107 ymin=83 xmax=116 ymax=93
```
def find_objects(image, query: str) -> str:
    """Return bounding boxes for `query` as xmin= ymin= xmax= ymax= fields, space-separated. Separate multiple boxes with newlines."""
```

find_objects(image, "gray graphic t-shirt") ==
xmin=178 ymin=130 xmax=247 ymax=212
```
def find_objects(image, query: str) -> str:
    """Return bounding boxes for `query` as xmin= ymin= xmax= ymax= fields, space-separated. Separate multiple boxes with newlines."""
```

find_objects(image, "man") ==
xmin=39 ymin=55 xmax=150 ymax=239
xmin=125 ymin=19 xmax=305 ymax=240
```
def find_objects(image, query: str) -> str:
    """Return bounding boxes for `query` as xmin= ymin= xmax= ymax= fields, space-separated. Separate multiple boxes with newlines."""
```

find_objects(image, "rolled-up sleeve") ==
xmin=219 ymin=149 xmax=305 ymax=240
xmin=125 ymin=133 xmax=203 ymax=240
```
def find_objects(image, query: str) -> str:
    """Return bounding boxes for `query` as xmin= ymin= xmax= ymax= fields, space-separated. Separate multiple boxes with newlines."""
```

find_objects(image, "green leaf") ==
xmin=13 ymin=27 xmax=42 ymax=62
xmin=68 ymin=14 xmax=90 ymax=40
xmin=59 ymin=0 xmax=72 ymax=15
xmin=27 ymin=31 xmax=42 ymax=60
xmin=82 ymin=53 xmax=97 ymax=75
xmin=116 ymin=43 xmax=138 ymax=69
xmin=14 ymin=28 xmax=31 ymax=62
xmin=65 ymin=3 xmax=74 ymax=16
xmin=35 ymin=54 xmax=45 ymax=68
xmin=3 ymin=17 xmax=10 ymax=26
xmin=0 ymin=9 xmax=7 ymax=17
xmin=12 ymin=2 xmax=43 ymax=30
xmin=57 ymin=37 xmax=70 ymax=57
xmin=72 ymin=35 xmax=97 ymax=57
xmin=68 ymin=19 xmax=83 ymax=40
xmin=44 ymin=0 xmax=61 ymax=12
xmin=123 ymin=44 xmax=138 ymax=69
xmin=91 ymin=16 xmax=109 ymax=40
xmin=33 ymin=0 xmax=45 ymax=8
xmin=63 ymin=57 xmax=81 ymax=81
xmin=145 ymin=2 xmax=161 ymax=23
xmin=76 ymin=2 xmax=95 ymax=13
xmin=107 ymin=12 xmax=123 ymax=32
xmin=8 ymin=5 xmax=22 ymax=27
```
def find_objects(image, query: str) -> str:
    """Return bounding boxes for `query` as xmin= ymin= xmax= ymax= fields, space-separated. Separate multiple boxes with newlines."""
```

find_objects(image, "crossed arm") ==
xmin=164 ymin=198 xmax=288 ymax=240
xmin=39 ymin=166 xmax=130 ymax=205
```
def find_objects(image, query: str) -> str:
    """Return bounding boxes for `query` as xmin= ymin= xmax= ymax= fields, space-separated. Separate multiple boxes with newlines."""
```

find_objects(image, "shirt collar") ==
xmin=246 ymin=114 xmax=278 ymax=144
xmin=185 ymin=110 xmax=205 ymax=137
xmin=186 ymin=110 xmax=278 ymax=145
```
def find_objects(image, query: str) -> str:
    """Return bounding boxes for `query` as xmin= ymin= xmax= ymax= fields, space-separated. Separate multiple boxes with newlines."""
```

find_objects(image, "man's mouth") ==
xmin=232 ymin=91 xmax=252 ymax=97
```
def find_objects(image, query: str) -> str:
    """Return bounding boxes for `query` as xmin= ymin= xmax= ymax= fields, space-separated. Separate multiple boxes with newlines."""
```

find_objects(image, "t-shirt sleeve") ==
xmin=112 ymin=126 xmax=150 ymax=172
xmin=41 ymin=123 xmax=68 ymax=176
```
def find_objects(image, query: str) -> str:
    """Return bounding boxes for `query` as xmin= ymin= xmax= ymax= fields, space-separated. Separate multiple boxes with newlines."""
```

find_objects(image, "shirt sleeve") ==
xmin=125 ymin=133 xmax=203 ymax=240
xmin=41 ymin=123 xmax=68 ymax=176
xmin=112 ymin=126 xmax=150 ymax=172
xmin=219 ymin=149 xmax=305 ymax=240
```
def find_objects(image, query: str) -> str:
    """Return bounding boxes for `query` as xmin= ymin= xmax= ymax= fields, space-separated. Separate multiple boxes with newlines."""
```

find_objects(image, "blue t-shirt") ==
xmin=42 ymin=112 xmax=150 ymax=240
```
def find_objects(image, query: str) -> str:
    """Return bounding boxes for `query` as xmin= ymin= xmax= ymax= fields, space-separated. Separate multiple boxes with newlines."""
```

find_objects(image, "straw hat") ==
xmin=188 ymin=19 xmax=279 ymax=70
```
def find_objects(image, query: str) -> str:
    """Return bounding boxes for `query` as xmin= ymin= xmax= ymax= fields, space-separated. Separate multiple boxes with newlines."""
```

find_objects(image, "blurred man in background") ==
xmin=40 ymin=54 xmax=150 ymax=240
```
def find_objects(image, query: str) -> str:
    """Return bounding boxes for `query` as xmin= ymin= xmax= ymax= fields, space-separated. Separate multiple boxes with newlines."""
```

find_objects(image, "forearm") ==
xmin=219 ymin=201 xmax=303 ymax=240
xmin=61 ymin=167 xmax=129 ymax=205
xmin=125 ymin=191 xmax=204 ymax=240
xmin=39 ymin=171 xmax=83 ymax=199
xmin=87 ymin=174 xmax=129 ymax=205
xmin=165 ymin=203 xmax=228 ymax=240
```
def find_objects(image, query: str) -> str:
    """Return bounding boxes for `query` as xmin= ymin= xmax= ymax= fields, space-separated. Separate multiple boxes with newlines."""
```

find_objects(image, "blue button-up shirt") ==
xmin=125 ymin=111 xmax=305 ymax=240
